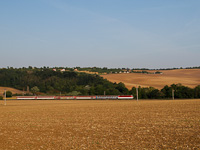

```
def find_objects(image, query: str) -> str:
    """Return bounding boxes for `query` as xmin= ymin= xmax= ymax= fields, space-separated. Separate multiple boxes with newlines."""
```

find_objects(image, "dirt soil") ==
xmin=0 ymin=100 xmax=199 ymax=149
xmin=101 ymin=69 xmax=200 ymax=89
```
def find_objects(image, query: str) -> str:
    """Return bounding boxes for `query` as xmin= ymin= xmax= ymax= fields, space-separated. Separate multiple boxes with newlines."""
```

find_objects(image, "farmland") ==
xmin=0 ymin=100 xmax=199 ymax=149
xmin=0 ymin=87 xmax=24 ymax=96
xmin=101 ymin=69 xmax=200 ymax=89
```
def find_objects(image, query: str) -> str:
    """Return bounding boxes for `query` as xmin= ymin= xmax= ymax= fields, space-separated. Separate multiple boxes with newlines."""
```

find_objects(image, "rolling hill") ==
xmin=101 ymin=69 xmax=200 ymax=90
xmin=0 ymin=87 xmax=24 ymax=96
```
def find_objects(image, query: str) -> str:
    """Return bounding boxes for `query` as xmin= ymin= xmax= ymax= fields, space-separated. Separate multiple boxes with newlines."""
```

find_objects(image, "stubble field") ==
xmin=101 ymin=69 xmax=200 ymax=89
xmin=0 ymin=87 xmax=24 ymax=96
xmin=0 ymin=100 xmax=200 ymax=149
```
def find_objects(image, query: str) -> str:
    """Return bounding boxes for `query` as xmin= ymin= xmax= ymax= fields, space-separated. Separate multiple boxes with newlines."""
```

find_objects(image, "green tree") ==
xmin=170 ymin=84 xmax=194 ymax=98
xmin=161 ymin=85 xmax=172 ymax=98
xmin=94 ymin=85 xmax=105 ymax=95
xmin=89 ymin=86 xmax=95 ymax=95
xmin=194 ymin=85 xmax=200 ymax=98
xmin=148 ymin=89 xmax=162 ymax=99
xmin=140 ymin=87 xmax=148 ymax=99
xmin=116 ymin=82 xmax=129 ymax=95
xmin=129 ymin=87 xmax=136 ymax=98
xmin=31 ymin=86 xmax=40 ymax=95
xmin=3 ymin=91 xmax=12 ymax=97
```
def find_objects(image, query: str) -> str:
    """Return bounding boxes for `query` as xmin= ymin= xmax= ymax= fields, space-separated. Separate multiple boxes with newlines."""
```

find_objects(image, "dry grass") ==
xmin=0 ymin=100 xmax=200 ymax=149
xmin=101 ymin=69 xmax=200 ymax=89
xmin=0 ymin=87 xmax=24 ymax=96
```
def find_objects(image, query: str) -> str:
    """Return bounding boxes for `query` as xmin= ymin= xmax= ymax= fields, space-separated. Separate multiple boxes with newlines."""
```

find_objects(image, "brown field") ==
xmin=0 ymin=87 xmax=24 ymax=96
xmin=101 ymin=69 xmax=200 ymax=89
xmin=0 ymin=100 xmax=200 ymax=149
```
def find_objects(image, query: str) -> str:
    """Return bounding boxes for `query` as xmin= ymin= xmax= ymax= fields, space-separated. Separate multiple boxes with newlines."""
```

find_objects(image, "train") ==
xmin=16 ymin=95 xmax=134 ymax=100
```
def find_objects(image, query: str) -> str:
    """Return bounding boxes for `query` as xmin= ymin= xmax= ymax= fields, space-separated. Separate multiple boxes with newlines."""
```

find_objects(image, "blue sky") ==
xmin=0 ymin=0 xmax=200 ymax=69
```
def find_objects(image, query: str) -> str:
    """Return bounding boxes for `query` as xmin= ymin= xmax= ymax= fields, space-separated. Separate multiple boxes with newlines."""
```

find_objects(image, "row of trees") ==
xmin=0 ymin=68 xmax=199 ymax=99
xmin=130 ymin=84 xmax=200 ymax=99
xmin=2 ymin=84 xmax=200 ymax=99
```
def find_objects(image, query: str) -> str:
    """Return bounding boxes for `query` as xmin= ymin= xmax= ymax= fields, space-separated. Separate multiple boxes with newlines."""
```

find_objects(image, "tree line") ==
xmin=0 ymin=68 xmax=199 ymax=99
xmin=130 ymin=84 xmax=200 ymax=99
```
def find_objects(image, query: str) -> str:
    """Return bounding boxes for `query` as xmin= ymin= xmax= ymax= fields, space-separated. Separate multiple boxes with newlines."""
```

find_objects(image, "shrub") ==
xmin=3 ymin=91 xmax=12 ymax=97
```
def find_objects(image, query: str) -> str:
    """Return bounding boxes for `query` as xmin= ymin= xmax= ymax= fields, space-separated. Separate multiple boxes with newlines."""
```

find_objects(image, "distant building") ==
xmin=60 ymin=69 xmax=65 ymax=72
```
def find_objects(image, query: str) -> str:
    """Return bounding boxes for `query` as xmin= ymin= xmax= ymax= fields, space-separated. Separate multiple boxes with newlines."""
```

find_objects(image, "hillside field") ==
xmin=0 ymin=87 xmax=24 ymax=96
xmin=0 ymin=100 xmax=199 ymax=149
xmin=101 ymin=69 xmax=200 ymax=89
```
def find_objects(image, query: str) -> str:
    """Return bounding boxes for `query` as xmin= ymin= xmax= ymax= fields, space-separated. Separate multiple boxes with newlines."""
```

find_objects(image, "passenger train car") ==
xmin=16 ymin=95 xmax=134 ymax=100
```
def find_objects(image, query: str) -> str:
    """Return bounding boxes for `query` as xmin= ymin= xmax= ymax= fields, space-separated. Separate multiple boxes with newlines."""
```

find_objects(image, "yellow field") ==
xmin=0 ymin=87 xmax=24 ymax=96
xmin=0 ymin=100 xmax=199 ymax=149
xmin=101 ymin=69 xmax=200 ymax=89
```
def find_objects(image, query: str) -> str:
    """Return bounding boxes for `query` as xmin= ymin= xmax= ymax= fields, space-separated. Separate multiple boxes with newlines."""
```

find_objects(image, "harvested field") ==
xmin=0 ymin=87 xmax=24 ymax=96
xmin=0 ymin=100 xmax=200 ymax=149
xmin=101 ymin=69 xmax=200 ymax=89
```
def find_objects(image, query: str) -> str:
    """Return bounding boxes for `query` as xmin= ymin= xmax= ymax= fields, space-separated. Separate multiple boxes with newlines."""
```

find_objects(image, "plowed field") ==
xmin=0 ymin=100 xmax=200 ymax=149
xmin=101 ymin=69 xmax=200 ymax=89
